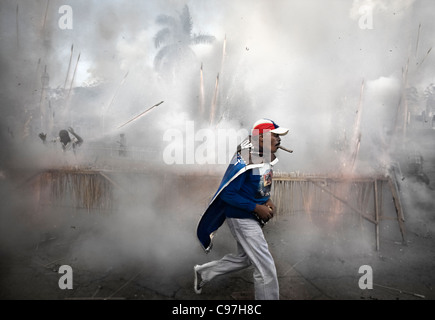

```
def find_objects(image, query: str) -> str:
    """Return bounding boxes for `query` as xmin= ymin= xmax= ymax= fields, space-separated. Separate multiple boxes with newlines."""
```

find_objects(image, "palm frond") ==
xmin=154 ymin=28 xmax=171 ymax=49
xmin=153 ymin=4 xmax=216 ymax=75
xmin=179 ymin=5 xmax=193 ymax=36
xmin=155 ymin=14 xmax=178 ymax=29
xmin=191 ymin=34 xmax=216 ymax=45
xmin=153 ymin=45 xmax=174 ymax=71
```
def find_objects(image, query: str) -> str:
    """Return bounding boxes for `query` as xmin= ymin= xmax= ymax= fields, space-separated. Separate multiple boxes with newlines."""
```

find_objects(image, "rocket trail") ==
xmin=64 ymin=44 xmax=74 ymax=89
xmin=200 ymin=63 xmax=205 ymax=115
xmin=117 ymin=101 xmax=164 ymax=129
xmin=106 ymin=71 xmax=130 ymax=113
xmin=209 ymin=74 xmax=219 ymax=125
xmin=42 ymin=0 xmax=50 ymax=30
xmin=67 ymin=53 xmax=81 ymax=100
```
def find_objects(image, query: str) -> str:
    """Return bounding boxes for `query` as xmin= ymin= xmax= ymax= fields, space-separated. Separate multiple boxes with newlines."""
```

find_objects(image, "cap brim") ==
xmin=270 ymin=127 xmax=289 ymax=135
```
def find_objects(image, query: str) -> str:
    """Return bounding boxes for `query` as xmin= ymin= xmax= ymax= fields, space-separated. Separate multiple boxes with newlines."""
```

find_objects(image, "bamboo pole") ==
xmin=64 ymin=44 xmax=74 ymax=89
xmin=299 ymin=182 xmax=311 ymax=219
xmin=39 ymin=65 xmax=48 ymax=131
xmin=359 ymin=182 xmax=372 ymax=241
xmin=308 ymin=179 xmax=377 ymax=224
xmin=348 ymin=79 xmax=365 ymax=174
xmin=374 ymin=283 xmax=425 ymax=299
xmin=42 ymin=0 xmax=50 ymax=30
xmin=374 ymin=179 xmax=380 ymax=251
xmin=379 ymin=180 xmax=383 ymax=220
xmin=415 ymin=23 xmax=421 ymax=58
xmin=274 ymin=176 xmax=388 ymax=183
xmin=67 ymin=52 xmax=81 ymax=100
xmin=388 ymin=175 xmax=407 ymax=244
xmin=417 ymin=47 xmax=432 ymax=68
xmin=117 ymin=101 xmax=164 ymax=129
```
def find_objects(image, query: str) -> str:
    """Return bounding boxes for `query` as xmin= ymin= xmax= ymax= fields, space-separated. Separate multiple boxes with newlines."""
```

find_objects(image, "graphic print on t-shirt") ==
xmin=255 ymin=167 xmax=273 ymax=198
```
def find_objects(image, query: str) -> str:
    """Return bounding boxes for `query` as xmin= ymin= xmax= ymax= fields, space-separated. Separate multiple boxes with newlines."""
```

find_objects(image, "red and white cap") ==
xmin=251 ymin=118 xmax=289 ymax=136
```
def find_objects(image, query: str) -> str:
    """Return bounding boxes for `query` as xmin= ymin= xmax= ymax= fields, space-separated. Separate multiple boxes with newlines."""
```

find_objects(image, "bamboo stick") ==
xmin=64 ymin=44 xmax=74 ymax=89
xmin=415 ymin=23 xmax=421 ymax=58
xmin=274 ymin=176 xmax=387 ymax=183
xmin=308 ymin=179 xmax=377 ymax=224
xmin=417 ymin=47 xmax=432 ymax=67
xmin=374 ymin=179 xmax=380 ymax=251
xmin=374 ymin=283 xmax=425 ymax=299
xmin=348 ymin=79 xmax=365 ymax=174
xmin=67 ymin=52 xmax=81 ymax=100
xmin=117 ymin=101 xmax=164 ymax=129
xmin=388 ymin=175 xmax=407 ymax=244
xmin=42 ymin=0 xmax=50 ymax=31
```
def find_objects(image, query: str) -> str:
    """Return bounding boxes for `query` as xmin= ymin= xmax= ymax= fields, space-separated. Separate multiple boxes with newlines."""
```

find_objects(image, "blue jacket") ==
xmin=196 ymin=139 xmax=278 ymax=253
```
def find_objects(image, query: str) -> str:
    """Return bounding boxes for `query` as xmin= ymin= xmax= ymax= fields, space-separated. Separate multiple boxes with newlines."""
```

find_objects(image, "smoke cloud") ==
xmin=1 ymin=0 xmax=434 ymax=299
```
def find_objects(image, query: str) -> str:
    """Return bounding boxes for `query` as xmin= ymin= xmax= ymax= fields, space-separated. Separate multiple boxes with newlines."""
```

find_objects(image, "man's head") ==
xmin=59 ymin=130 xmax=71 ymax=146
xmin=251 ymin=119 xmax=289 ymax=155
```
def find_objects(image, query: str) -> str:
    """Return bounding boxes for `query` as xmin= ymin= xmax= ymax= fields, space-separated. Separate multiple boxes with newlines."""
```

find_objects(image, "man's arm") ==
xmin=39 ymin=133 xmax=58 ymax=144
xmin=38 ymin=133 xmax=47 ymax=144
xmin=219 ymin=173 xmax=257 ymax=213
xmin=219 ymin=172 xmax=275 ymax=222
xmin=68 ymin=127 xmax=83 ymax=146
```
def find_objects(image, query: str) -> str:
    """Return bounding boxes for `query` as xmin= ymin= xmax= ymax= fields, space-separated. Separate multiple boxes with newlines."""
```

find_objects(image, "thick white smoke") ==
xmin=0 ymin=0 xmax=434 ymax=299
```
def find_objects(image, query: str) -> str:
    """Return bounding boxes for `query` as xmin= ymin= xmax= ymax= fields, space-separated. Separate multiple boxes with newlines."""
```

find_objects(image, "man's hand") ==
xmin=254 ymin=204 xmax=274 ymax=222
xmin=265 ymin=199 xmax=276 ymax=214
xmin=38 ymin=132 xmax=47 ymax=142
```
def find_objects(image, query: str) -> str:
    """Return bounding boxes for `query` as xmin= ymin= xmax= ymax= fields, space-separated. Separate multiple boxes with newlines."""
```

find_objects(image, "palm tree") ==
xmin=153 ymin=5 xmax=215 ymax=79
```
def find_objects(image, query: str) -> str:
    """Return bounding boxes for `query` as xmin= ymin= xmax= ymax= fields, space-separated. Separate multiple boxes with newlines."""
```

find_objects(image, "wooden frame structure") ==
xmin=272 ymin=173 xmax=407 ymax=250
xmin=24 ymin=169 xmax=116 ymax=213
xmin=22 ymin=167 xmax=407 ymax=251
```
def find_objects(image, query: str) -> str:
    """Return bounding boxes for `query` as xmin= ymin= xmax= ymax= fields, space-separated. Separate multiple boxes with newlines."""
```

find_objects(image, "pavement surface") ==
xmin=1 ymin=127 xmax=434 ymax=302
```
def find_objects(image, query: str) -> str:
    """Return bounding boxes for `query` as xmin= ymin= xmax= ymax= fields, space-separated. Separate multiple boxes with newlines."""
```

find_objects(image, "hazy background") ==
xmin=0 ymin=0 xmax=434 ymax=298
xmin=1 ymin=0 xmax=433 ymax=171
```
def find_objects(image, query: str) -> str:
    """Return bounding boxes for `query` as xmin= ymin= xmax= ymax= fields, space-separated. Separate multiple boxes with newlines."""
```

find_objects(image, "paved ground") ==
xmin=0 ymin=172 xmax=434 ymax=301
xmin=1 ymin=128 xmax=434 ymax=302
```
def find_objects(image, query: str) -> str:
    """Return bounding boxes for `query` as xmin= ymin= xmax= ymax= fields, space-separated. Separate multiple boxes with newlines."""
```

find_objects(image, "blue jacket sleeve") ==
xmin=219 ymin=171 xmax=257 ymax=213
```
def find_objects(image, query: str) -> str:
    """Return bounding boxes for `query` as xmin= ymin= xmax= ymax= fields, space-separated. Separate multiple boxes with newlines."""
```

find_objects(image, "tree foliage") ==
xmin=153 ymin=5 xmax=215 ymax=76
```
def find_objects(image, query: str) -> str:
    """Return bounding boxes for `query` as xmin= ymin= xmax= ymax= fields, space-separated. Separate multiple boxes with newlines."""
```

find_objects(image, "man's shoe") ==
xmin=194 ymin=265 xmax=205 ymax=294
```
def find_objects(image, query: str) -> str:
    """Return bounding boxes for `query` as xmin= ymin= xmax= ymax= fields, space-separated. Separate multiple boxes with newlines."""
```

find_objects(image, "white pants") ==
xmin=196 ymin=218 xmax=279 ymax=300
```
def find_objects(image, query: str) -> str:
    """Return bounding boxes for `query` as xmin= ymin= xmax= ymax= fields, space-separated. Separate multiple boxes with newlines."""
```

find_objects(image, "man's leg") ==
xmin=195 ymin=219 xmax=252 ymax=287
xmin=195 ymin=218 xmax=279 ymax=299
xmin=228 ymin=218 xmax=279 ymax=300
